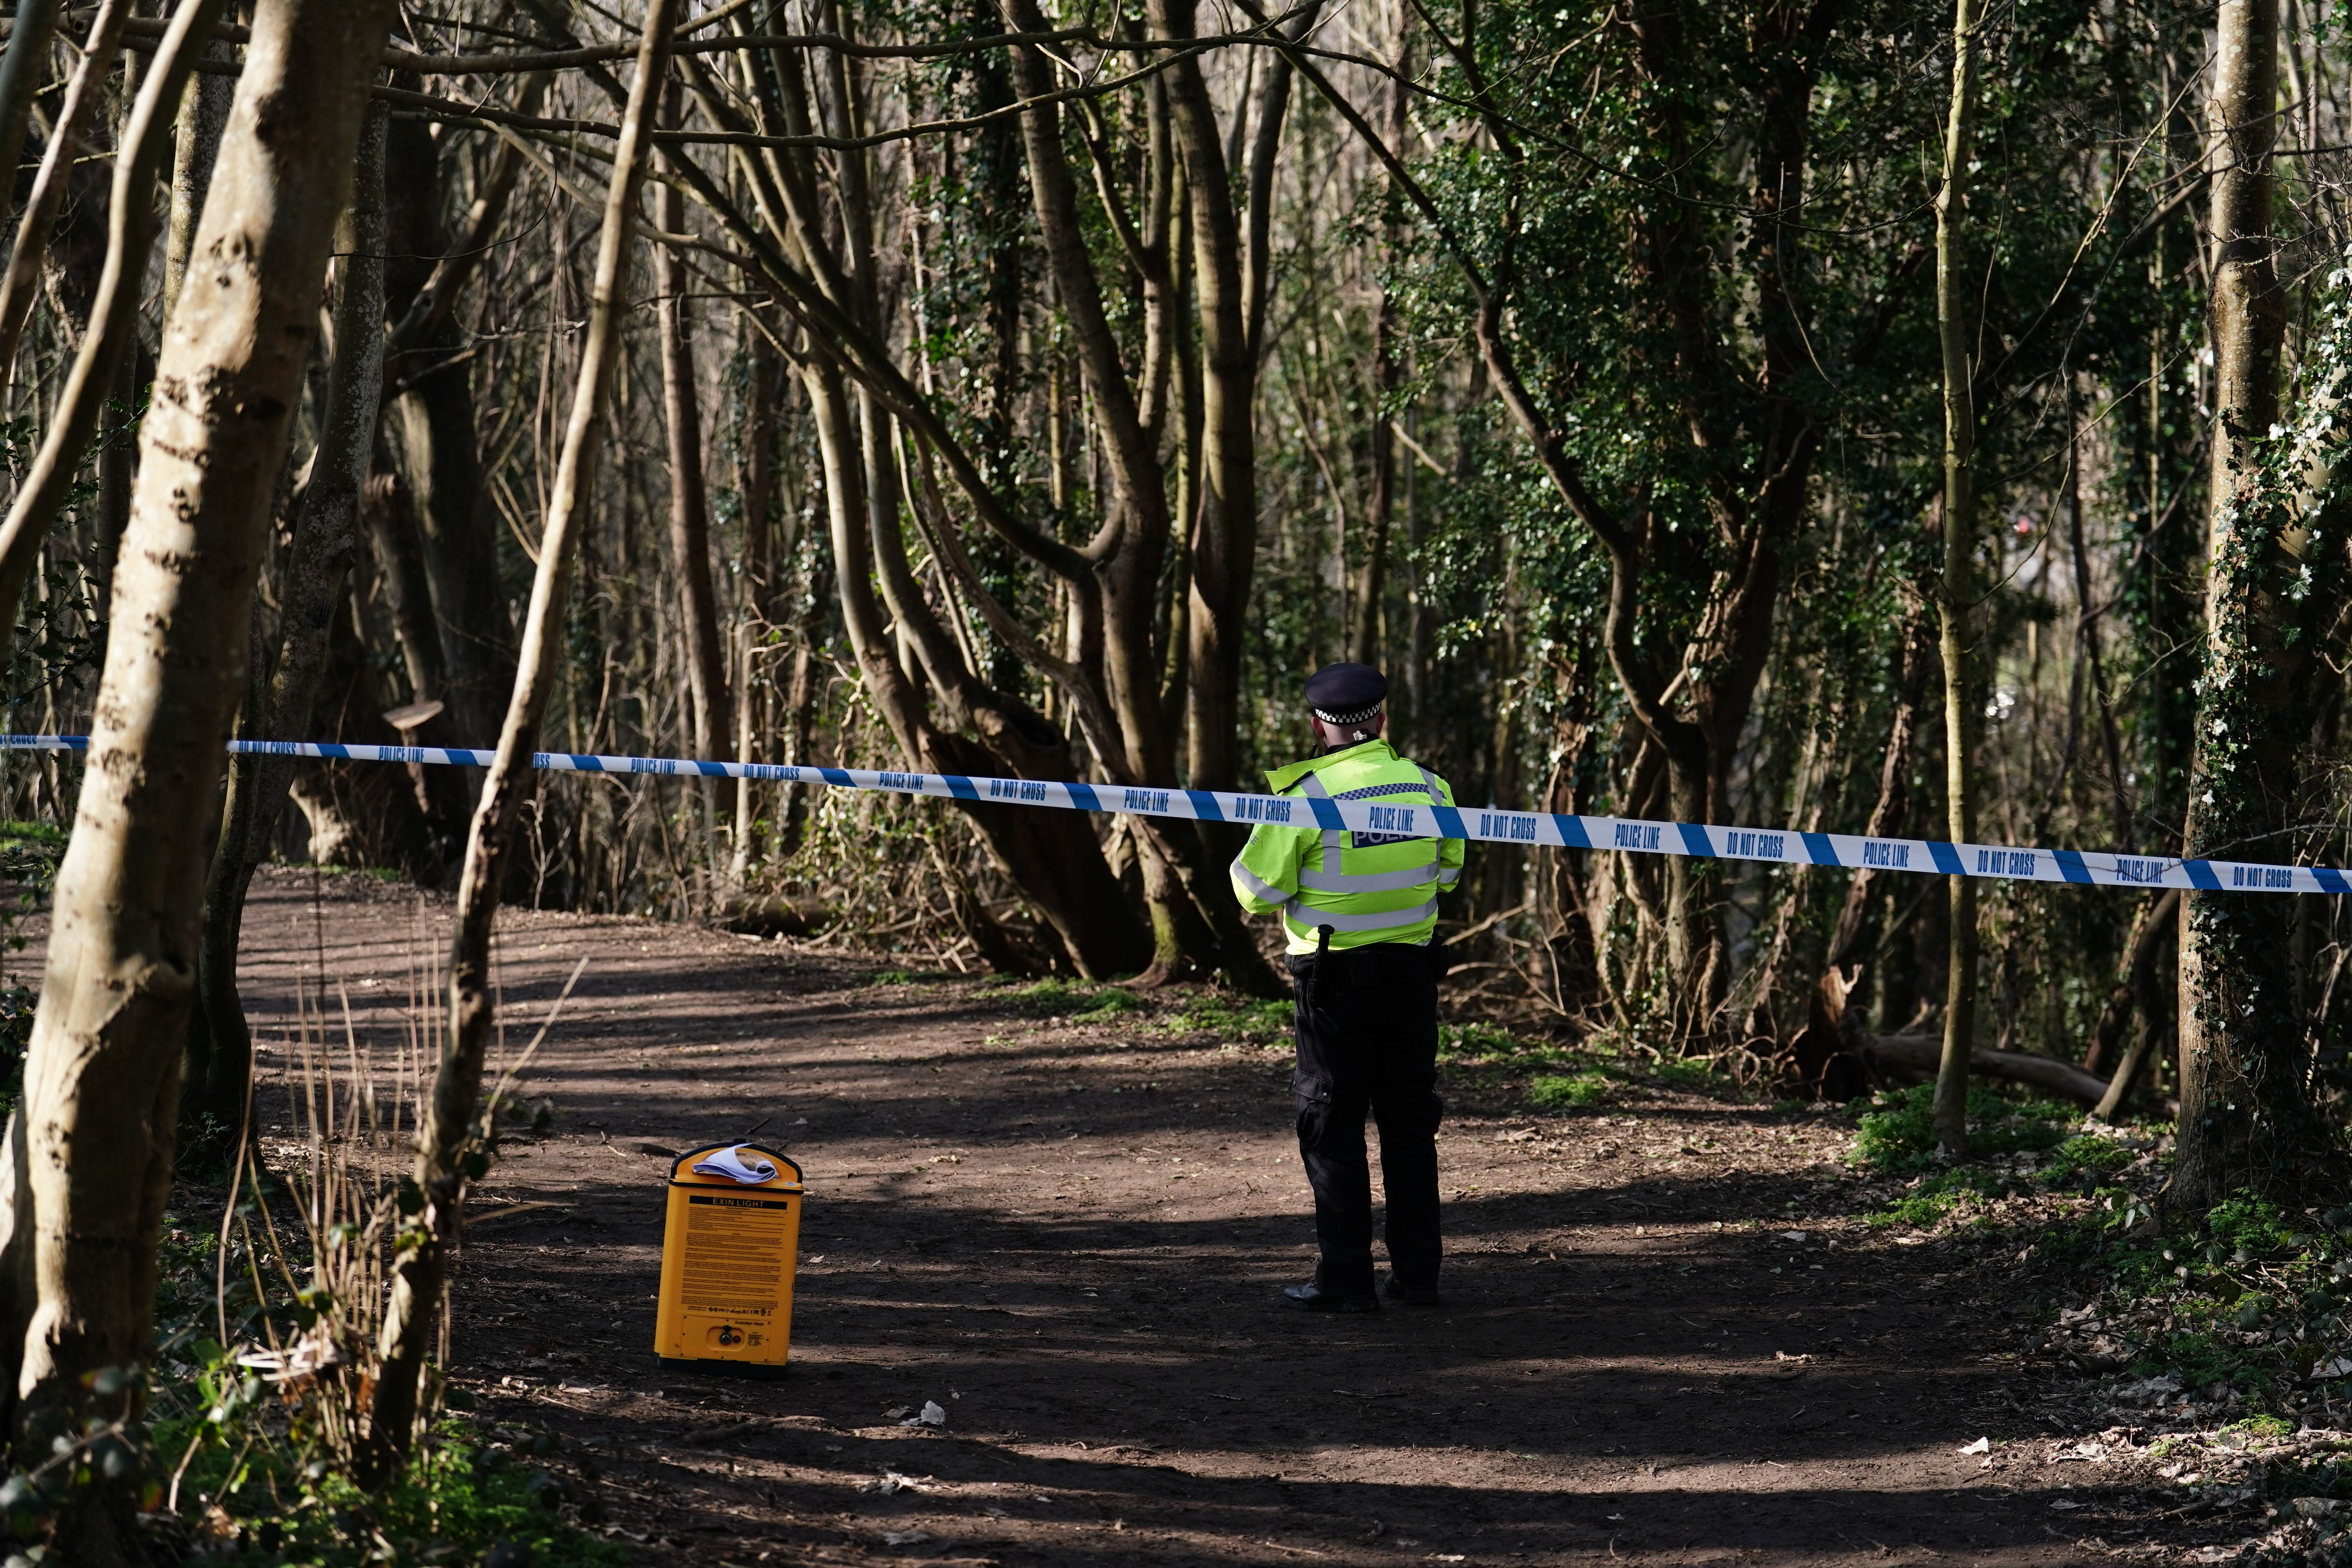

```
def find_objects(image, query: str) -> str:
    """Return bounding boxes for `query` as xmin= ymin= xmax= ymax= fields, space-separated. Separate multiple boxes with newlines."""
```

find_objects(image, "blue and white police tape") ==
xmin=0 ymin=732 xmax=2325 ymax=895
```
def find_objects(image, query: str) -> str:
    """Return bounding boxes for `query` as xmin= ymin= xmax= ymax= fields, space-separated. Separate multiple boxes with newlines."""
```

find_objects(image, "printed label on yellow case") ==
xmin=654 ymin=1142 xmax=803 ymax=1376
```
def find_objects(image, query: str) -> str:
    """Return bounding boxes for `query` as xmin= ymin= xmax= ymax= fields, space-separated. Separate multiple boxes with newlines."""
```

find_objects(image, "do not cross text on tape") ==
xmin=0 ymin=733 xmax=2316 ymax=895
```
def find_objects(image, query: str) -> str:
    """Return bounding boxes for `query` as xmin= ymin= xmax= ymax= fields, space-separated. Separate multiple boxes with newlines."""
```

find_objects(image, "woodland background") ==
xmin=0 ymin=0 xmax=2340 ymax=1555
xmin=0 ymin=0 xmax=2343 ymax=1158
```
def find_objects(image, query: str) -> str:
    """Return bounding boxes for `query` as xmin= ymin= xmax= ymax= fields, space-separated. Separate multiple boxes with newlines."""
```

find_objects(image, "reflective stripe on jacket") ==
xmin=1228 ymin=739 xmax=1465 ymax=954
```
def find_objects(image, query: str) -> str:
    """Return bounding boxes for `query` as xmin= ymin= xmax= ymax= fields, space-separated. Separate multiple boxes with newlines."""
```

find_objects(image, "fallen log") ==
xmin=1787 ymin=964 xmax=2175 ymax=1114
xmin=1856 ymin=1030 xmax=2115 ymax=1108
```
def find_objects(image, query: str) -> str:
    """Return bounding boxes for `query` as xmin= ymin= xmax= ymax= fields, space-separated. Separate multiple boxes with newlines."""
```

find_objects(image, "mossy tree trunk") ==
xmin=1931 ymin=0 xmax=1984 ymax=1159
xmin=2171 ymin=0 xmax=2344 ymax=1210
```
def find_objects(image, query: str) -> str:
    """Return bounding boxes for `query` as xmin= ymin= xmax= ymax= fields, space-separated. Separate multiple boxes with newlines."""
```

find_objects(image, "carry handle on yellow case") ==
xmin=653 ymin=1141 xmax=805 ymax=1378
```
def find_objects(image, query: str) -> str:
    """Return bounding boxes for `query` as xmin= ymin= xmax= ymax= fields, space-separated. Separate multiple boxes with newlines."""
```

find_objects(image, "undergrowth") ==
xmin=152 ymin=1401 xmax=626 ymax=1567
xmin=1438 ymin=1021 xmax=1576 ymax=1087
xmin=1529 ymin=1071 xmax=1613 ymax=1109
xmin=1163 ymin=993 xmax=1291 ymax=1045
xmin=2045 ymin=1194 xmax=2352 ymax=1423
xmin=1847 ymin=1083 xmax=2077 ymax=1172
xmin=1835 ymin=1083 xmax=2352 ymax=1428
xmin=1000 ymin=978 xmax=1145 ymax=1018
xmin=0 ymin=821 xmax=53 ymax=1117
xmin=0 ymin=1189 xmax=629 ymax=1566
xmin=1436 ymin=1022 xmax=1747 ymax=1107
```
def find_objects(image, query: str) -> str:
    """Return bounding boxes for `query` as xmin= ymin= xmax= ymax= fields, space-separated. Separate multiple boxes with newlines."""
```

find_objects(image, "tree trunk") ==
xmin=0 ymin=0 xmax=66 ymax=236
xmin=2094 ymin=890 xmax=2180 ymax=1122
xmin=1155 ymin=0 xmax=1257 ymax=802
xmin=657 ymin=15 xmax=1163 ymax=977
xmin=0 ymin=0 xmax=231 ymax=656
xmin=1858 ymin=1033 xmax=2129 ymax=1111
xmin=289 ymin=584 xmax=440 ymax=875
xmin=367 ymin=2 xmax=677 ymax=1480
xmin=1350 ymin=30 xmax=1409 ymax=667
xmin=732 ymin=318 xmax=779 ymax=879
xmin=359 ymin=456 xmax=472 ymax=858
xmin=0 ymin=0 xmax=135 ymax=381
xmin=2085 ymin=888 xmax=2180 ymax=1074
xmin=1828 ymin=609 xmax=1931 ymax=973
xmin=1931 ymin=0 xmax=1983 ymax=1159
xmin=2063 ymin=392 xmax=2133 ymax=849
xmin=808 ymin=360 xmax=1145 ymax=976
xmin=382 ymin=115 xmax=516 ymax=749
xmin=5 ymin=4 xmax=393 ymax=1555
xmin=89 ymin=340 xmax=148 ymax=624
xmin=775 ymin=635 xmax=822 ymax=857
xmin=162 ymin=36 xmax=236 ymax=321
xmin=655 ymin=93 xmax=730 ymax=885
xmin=657 ymin=95 xmax=731 ymax=771
xmin=2172 ymin=0 xmax=2342 ymax=1208
xmin=1350 ymin=292 xmax=1399 ymax=667
xmin=184 ymin=99 xmax=388 ymax=1149
xmin=999 ymin=0 xmax=1233 ymax=985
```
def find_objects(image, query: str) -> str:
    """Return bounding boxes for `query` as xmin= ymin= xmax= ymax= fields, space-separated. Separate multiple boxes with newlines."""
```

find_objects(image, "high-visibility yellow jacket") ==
xmin=1229 ymin=739 xmax=1465 ymax=954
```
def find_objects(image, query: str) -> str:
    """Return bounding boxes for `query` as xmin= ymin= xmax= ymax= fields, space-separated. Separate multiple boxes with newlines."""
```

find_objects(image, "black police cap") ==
xmin=1306 ymin=662 xmax=1387 ymax=726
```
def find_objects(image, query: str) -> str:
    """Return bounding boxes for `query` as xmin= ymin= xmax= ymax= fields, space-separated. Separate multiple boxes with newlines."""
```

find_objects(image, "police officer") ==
xmin=1230 ymin=663 xmax=1463 ymax=1312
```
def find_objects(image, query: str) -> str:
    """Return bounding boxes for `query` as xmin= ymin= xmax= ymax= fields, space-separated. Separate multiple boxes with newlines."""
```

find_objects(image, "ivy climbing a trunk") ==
xmin=2171 ymin=0 xmax=2344 ymax=1209
xmin=1931 ymin=0 xmax=1984 ymax=1158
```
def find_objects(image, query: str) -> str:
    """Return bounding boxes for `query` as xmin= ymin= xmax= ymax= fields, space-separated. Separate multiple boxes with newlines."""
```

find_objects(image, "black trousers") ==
xmin=1287 ymin=942 xmax=1443 ymax=1294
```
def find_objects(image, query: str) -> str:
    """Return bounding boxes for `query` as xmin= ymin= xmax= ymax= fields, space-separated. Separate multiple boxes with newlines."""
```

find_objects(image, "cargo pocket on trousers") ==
xmin=1293 ymin=1071 xmax=1335 ymax=1145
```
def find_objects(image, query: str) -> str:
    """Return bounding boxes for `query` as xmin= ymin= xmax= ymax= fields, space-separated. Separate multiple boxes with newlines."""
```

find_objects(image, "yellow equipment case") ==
xmin=653 ymin=1141 xmax=804 ymax=1377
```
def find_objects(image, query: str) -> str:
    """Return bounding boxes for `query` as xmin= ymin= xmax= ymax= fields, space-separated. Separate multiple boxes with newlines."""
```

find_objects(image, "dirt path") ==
xmin=117 ymin=871 xmax=2230 ymax=1564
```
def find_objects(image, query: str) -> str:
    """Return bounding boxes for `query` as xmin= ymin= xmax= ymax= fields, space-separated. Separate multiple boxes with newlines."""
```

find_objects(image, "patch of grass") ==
xmin=2154 ymin=1329 xmax=2238 ymax=1390
xmin=2204 ymin=1193 xmax=2301 ymax=1261
xmin=872 ymin=968 xmax=917 ymax=985
xmin=1165 ymin=993 xmax=1291 ymax=1044
xmin=2041 ymin=1186 xmax=2352 ymax=1425
xmin=1435 ymin=1021 xmax=1592 ymax=1101
xmin=2052 ymin=1133 xmax=2135 ymax=1174
xmin=96 ymin=1198 xmax=629 ymax=1566
xmin=1004 ymin=978 xmax=1144 ymax=1018
xmin=1648 ymin=1057 xmax=1717 ymax=1092
xmin=1080 ymin=987 xmax=1142 ymax=1016
xmin=1437 ymin=1020 xmax=1535 ymax=1063
xmin=1438 ymin=1022 xmax=1577 ymax=1072
xmin=1867 ymin=1169 xmax=2000 ymax=1230
xmin=157 ymin=1411 xmax=629 ymax=1567
xmin=1529 ymin=1071 xmax=1612 ymax=1109
xmin=303 ymin=863 xmax=406 ymax=883
xmin=1847 ymin=1083 xmax=2073 ymax=1173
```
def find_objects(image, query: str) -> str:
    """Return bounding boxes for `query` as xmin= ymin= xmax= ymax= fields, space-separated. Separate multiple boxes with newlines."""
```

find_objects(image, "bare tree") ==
xmin=0 ymin=2 xmax=396 ymax=1557
xmin=366 ymin=0 xmax=681 ymax=1479
xmin=1932 ymin=0 xmax=1984 ymax=1156
xmin=0 ymin=0 xmax=232 ymax=647
xmin=186 ymin=100 xmax=392 ymax=1145
xmin=0 ymin=0 xmax=135 ymax=380
xmin=0 ymin=0 xmax=67 ymax=243
xmin=659 ymin=89 xmax=733 ymax=777
xmin=653 ymin=4 xmax=1158 ymax=977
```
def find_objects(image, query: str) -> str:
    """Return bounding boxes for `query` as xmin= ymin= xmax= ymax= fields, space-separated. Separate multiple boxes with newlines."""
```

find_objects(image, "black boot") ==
xmin=1381 ymin=1274 xmax=1441 ymax=1307
xmin=1281 ymin=1279 xmax=1380 ymax=1313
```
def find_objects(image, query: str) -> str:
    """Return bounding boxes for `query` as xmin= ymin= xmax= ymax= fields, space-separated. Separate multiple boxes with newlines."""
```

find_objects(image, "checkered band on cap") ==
xmin=1304 ymin=661 xmax=1387 ymax=726
xmin=1312 ymin=701 xmax=1385 ymax=726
